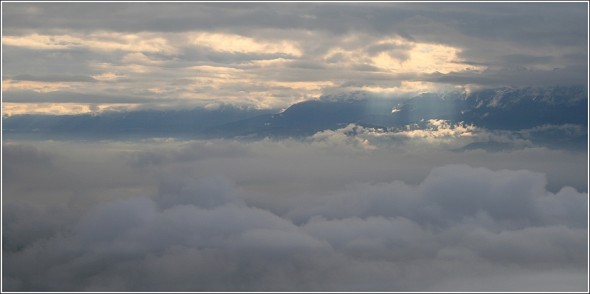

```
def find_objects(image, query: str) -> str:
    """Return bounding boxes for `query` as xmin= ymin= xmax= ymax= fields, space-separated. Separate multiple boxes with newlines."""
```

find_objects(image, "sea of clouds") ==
xmin=2 ymin=129 xmax=588 ymax=291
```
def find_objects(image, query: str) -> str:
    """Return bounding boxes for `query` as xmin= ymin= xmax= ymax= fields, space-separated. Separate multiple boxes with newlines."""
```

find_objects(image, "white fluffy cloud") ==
xmin=308 ymin=120 xmax=538 ymax=151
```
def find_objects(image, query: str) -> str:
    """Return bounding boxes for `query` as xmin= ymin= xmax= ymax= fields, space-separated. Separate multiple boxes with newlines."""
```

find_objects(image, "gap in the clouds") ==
xmin=3 ymin=86 xmax=587 ymax=152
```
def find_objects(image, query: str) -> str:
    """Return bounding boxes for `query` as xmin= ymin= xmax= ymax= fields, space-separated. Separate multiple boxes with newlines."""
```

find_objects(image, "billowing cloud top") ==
xmin=2 ymin=2 xmax=588 ymax=115
xmin=2 ymin=138 xmax=588 ymax=291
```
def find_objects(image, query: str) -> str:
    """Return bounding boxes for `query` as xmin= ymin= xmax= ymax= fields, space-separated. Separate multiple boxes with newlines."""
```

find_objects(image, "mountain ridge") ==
xmin=3 ymin=85 xmax=587 ymax=143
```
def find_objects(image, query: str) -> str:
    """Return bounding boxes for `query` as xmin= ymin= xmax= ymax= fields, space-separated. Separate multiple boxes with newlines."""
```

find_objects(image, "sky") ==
xmin=2 ymin=2 xmax=589 ymax=292
xmin=2 ymin=2 xmax=588 ymax=115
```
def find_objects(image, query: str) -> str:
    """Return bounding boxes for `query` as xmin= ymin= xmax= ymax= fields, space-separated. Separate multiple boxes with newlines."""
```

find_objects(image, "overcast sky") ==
xmin=2 ymin=2 xmax=588 ymax=115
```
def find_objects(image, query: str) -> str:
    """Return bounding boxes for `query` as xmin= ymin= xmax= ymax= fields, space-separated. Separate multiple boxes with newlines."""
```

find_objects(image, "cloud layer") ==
xmin=2 ymin=2 xmax=587 ymax=114
xmin=3 ymin=3 xmax=587 ymax=289
xmin=3 ymin=137 xmax=588 ymax=291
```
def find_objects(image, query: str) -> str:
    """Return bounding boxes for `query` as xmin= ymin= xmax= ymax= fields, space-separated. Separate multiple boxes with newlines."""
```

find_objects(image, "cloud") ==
xmin=3 ymin=3 xmax=586 ymax=288
xmin=2 ymin=3 xmax=586 ymax=113
xmin=2 ymin=102 xmax=139 ymax=116
xmin=2 ymin=138 xmax=587 ymax=291
xmin=287 ymin=165 xmax=587 ymax=230
xmin=424 ymin=65 xmax=588 ymax=88
xmin=8 ymin=74 xmax=97 ymax=83
xmin=1 ymin=90 xmax=171 ymax=104
xmin=189 ymin=32 xmax=302 ymax=57
xmin=306 ymin=121 xmax=534 ymax=152
xmin=3 ymin=164 xmax=586 ymax=291
xmin=3 ymin=32 xmax=176 ymax=54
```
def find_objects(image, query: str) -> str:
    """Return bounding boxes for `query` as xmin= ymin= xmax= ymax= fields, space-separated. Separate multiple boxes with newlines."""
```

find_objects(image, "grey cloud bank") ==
xmin=2 ymin=2 xmax=587 ymax=113
xmin=2 ymin=137 xmax=588 ymax=291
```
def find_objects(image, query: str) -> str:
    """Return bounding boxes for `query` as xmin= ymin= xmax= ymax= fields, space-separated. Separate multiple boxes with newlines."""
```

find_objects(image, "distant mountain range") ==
xmin=3 ymin=85 xmax=588 ymax=149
